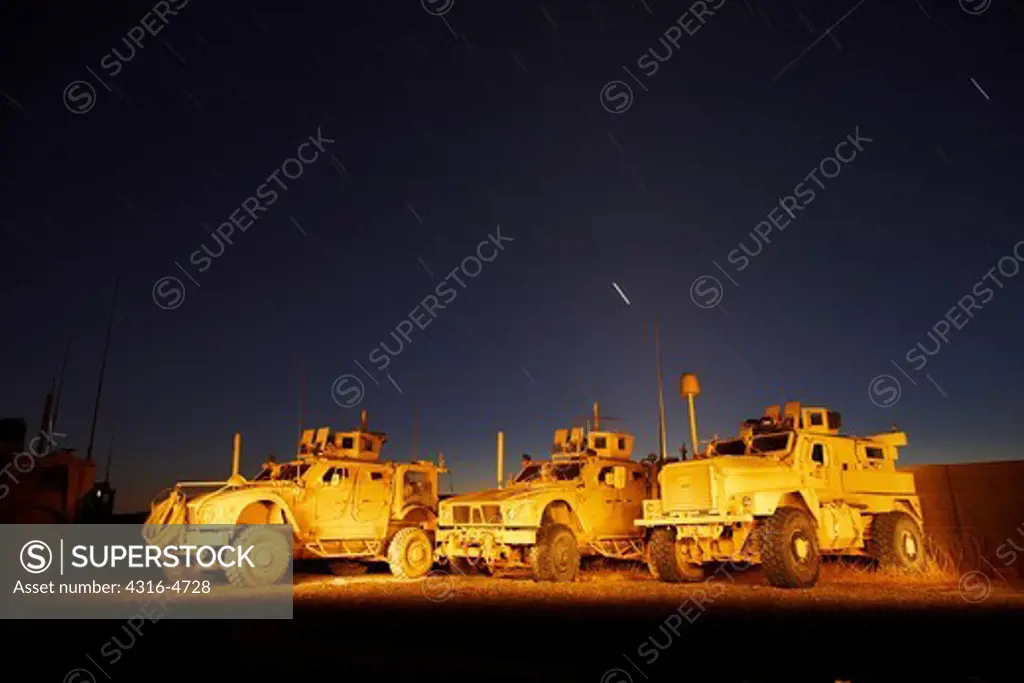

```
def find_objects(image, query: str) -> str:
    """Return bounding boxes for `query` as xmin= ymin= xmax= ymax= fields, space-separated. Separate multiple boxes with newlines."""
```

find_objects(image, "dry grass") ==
xmin=822 ymin=534 xmax=963 ymax=585
xmin=579 ymin=533 xmax=973 ymax=586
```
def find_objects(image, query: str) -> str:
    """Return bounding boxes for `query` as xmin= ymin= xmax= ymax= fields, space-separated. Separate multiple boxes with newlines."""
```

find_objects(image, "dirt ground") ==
xmin=14 ymin=564 xmax=1024 ymax=682
xmin=293 ymin=563 xmax=1024 ymax=612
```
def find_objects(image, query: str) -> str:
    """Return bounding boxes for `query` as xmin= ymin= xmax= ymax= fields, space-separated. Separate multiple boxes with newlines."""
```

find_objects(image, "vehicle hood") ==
xmin=659 ymin=456 xmax=794 ymax=513
xmin=707 ymin=455 xmax=789 ymax=472
xmin=442 ymin=484 xmax=567 ymax=506
xmin=184 ymin=490 xmax=220 ymax=506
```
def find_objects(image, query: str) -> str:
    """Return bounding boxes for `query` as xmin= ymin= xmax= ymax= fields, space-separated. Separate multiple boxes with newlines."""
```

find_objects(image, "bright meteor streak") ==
xmin=612 ymin=282 xmax=631 ymax=306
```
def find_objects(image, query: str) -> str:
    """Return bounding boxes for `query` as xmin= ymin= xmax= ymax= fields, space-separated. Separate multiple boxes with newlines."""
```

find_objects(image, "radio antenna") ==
xmin=86 ymin=277 xmax=119 ymax=462
xmin=655 ymin=317 xmax=668 ymax=463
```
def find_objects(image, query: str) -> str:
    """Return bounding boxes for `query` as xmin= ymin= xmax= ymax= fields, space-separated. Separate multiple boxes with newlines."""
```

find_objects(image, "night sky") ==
xmin=2 ymin=0 xmax=1022 ymax=513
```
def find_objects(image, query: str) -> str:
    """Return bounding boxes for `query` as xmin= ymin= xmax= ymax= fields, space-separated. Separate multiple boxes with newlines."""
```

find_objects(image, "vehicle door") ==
xmin=314 ymin=465 xmax=354 ymax=537
xmin=803 ymin=438 xmax=831 ymax=499
xmin=352 ymin=466 xmax=391 ymax=536
xmin=588 ymin=463 xmax=626 ymax=537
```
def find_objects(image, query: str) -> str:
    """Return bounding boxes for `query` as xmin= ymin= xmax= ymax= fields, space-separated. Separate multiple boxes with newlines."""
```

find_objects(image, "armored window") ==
xmin=714 ymin=439 xmax=747 ymax=456
xmin=362 ymin=437 xmax=373 ymax=452
xmin=810 ymin=413 xmax=823 ymax=426
xmin=598 ymin=466 xmax=615 ymax=486
xmin=827 ymin=411 xmax=841 ymax=430
xmin=370 ymin=472 xmax=383 ymax=481
xmin=865 ymin=447 xmax=884 ymax=460
xmin=404 ymin=471 xmax=432 ymax=499
xmin=593 ymin=436 xmax=607 ymax=449
xmin=632 ymin=471 xmax=644 ymax=481
xmin=323 ymin=467 xmax=349 ymax=483
xmin=618 ymin=438 xmax=626 ymax=450
xmin=552 ymin=463 xmax=581 ymax=481
xmin=341 ymin=437 xmax=354 ymax=449
xmin=750 ymin=434 xmax=790 ymax=454
xmin=811 ymin=444 xmax=826 ymax=465
xmin=514 ymin=465 xmax=542 ymax=483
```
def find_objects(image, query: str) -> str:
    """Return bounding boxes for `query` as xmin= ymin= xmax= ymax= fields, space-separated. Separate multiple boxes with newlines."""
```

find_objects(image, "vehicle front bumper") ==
xmin=435 ymin=526 xmax=538 ymax=560
xmin=636 ymin=512 xmax=753 ymax=532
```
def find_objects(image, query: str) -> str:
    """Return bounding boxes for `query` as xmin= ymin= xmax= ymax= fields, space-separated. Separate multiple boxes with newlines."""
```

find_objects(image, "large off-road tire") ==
xmin=225 ymin=526 xmax=293 ymax=588
xmin=387 ymin=527 xmax=434 ymax=579
xmin=760 ymin=507 xmax=820 ymax=588
xmin=647 ymin=528 xmax=706 ymax=583
xmin=528 ymin=523 xmax=579 ymax=582
xmin=868 ymin=512 xmax=926 ymax=572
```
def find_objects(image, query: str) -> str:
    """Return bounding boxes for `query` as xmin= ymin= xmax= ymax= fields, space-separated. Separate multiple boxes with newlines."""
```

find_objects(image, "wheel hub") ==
xmin=553 ymin=538 xmax=572 ymax=571
xmin=793 ymin=535 xmax=810 ymax=562
xmin=253 ymin=546 xmax=275 ymax=569
xmin=902 ymin=532 xmax=918 ymax=558
xmin=409 ymin=542 xmax=428 ymax=565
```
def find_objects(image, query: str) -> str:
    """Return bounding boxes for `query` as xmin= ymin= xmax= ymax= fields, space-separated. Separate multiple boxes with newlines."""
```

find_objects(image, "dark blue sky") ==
xmin=2 ymin=0 xmax=1022 ymax=511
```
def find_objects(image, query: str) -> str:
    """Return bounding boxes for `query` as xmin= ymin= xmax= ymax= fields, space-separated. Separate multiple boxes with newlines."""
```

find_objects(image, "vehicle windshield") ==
xmin=514 ymin=464 xmax=543 ymax=483
xmin=711 ymin=433 xmax=792 ymax=456
xmin=749 ymin=433 xmax=791 ymax=455
xmin=513 ymin=462 xmax=582 ymax=483
xmin=712 ymin=439 xmax=747 ymax=456
xmin=252 ymin=463 xmax=309 ymax=481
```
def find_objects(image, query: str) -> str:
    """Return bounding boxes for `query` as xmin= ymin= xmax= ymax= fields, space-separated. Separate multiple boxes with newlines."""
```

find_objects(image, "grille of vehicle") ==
xmin=451 ymin=504 xmax=503 ymax=525
xmin=662 ymin=464 xmax=713 ymax=512
xmin=482 ymin=505 xmax=502 ymax=524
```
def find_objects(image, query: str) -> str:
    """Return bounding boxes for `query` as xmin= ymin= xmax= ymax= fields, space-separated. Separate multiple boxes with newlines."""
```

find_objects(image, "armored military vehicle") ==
xmin=638 ymin=374 xmax=926 ymax=588
xmin=435 ymin=404 xmax=658 ymax=582
xmin=144 ymin=411 xmax=445 ymax=586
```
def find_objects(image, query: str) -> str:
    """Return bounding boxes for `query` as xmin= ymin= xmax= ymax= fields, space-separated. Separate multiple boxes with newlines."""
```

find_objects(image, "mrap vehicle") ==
xmin=143 ymin=411 xmax=445 ymax=586
xmin=435 ymin=404 xmax=658 ymax=582
xmin=639 ymin=374 xmax=926 ymax=588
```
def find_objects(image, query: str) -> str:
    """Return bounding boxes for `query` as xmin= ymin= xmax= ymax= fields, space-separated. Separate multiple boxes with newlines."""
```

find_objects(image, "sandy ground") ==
xmin=292 ymin=564 xmax=1024 ymax=612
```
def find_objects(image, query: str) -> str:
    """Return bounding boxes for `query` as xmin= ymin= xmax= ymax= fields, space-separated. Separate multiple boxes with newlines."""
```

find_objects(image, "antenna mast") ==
xmin=296 ymin=355 xmax=305 ymax=451
xmin=104 ymin=432 xmax=114 ymax=483
xmin=655 ymin=318 xmax=667 ymax=462
xmin=39 ymin=379 xmax=55 ymax=456
xmin=86 ymin=277 xmax=119 ymax=462
xmin=52 ymin=334 xmax=72 ymax=433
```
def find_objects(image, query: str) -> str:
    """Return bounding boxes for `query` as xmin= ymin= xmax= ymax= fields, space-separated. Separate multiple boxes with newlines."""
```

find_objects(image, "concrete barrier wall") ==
xmin=906 ymin=461 xmax=1024 ymax=579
